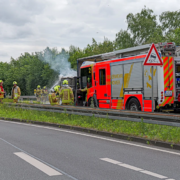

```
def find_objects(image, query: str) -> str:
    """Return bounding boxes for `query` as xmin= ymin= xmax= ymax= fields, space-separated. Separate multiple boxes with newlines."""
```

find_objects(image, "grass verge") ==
xmin=0 ymin=104 xmax=180 ymax=144
xmin=2 ymin=98 xmax=40 ymax=104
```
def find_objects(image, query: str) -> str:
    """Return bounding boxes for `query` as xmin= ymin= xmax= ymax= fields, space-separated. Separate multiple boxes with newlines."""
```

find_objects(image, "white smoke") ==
xmin=37 ymin=47 xmax=76 ymax=90
xmin=39 ymin=47 xmax=76 ymax=77
xmin=49 ymin=74 xmax=63 ymax=91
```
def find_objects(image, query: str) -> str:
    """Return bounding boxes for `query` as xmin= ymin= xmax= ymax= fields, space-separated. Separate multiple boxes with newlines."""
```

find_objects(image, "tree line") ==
xmin=0 ymin=52 xmax=59 ymax=95
xmin=1 ymin=7 xmax=180 ymax=95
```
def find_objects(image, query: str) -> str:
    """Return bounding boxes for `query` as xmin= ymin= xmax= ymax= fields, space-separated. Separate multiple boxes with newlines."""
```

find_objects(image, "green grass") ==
xmin=2 ymin=98 xmax=40 ymax=104
xmin=0 ymin=104 xmax=180 ymax=144
xmin=2 ymin=98 xmax=14 ymax=103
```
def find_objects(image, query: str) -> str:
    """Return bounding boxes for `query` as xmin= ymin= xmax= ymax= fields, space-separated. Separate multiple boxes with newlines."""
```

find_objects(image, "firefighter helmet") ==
xmin=63 ymin=80 xmax=68 ymax=85
xmin=54 ymin=86 xmax=58 ymax=92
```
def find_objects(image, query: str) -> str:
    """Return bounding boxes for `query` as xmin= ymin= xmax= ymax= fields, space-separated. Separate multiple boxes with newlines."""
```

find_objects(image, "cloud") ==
xmin=0 ymin=52 xmax=8 ymax=57
xmin=0 ymin=0 xmax=46 ymax=26
xmin=0 ymin=0 xmax=179 ymax=62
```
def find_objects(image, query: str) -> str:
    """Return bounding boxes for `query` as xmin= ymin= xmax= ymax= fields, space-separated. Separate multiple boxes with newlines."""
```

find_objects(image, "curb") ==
xmin=1 ymin=117 xmax=180 ymax=151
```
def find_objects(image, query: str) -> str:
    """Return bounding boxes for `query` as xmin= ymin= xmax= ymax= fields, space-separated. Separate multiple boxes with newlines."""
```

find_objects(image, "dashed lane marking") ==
xmin=140 ymin=170 xmax=167 ymax=179
xmin=100 ymin=158 xmax=175 ymax=180
xmin=14 ymin=152 xmax=62 ymax=176
xmin=100 ymin=158 xmax=122 ymax=164
xmin=117 ymin=163 xmax=143 ymax=171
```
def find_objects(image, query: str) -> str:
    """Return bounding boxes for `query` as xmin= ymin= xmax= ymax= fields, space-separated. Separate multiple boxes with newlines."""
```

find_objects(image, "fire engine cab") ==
xmin=76 ymin=43 xmax=180 ymax=112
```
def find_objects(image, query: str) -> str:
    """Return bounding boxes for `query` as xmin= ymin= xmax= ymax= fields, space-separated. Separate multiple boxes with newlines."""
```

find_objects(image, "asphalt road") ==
xmin=0 ymin=120 xmax=179 ymax=180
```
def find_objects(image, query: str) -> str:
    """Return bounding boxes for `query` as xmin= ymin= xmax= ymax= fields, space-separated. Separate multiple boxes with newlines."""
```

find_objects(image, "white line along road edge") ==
xmin=1 ymin=120 xmax=180 ymax=156
xmin=14 ymin=152 xmax=62 ymax=176
xmin=100 ymin=158 xmax=175 ymax=180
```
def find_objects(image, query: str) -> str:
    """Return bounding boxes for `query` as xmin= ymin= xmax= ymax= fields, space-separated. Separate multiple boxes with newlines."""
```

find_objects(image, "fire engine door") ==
xmin=96 ymin=66 xmax=110 ymax=108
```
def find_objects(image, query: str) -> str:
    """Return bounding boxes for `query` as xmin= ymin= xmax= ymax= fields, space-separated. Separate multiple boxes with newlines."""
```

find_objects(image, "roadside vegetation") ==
xmin=1 ymin=104 xmax=180 ymax=145
xmin=2 ymin=98 xmax=40 ymax=104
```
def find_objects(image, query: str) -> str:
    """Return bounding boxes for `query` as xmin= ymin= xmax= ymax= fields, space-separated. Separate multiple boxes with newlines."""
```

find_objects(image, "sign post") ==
xmin=151 ymin=66 xmax=154 ymax=112
xmin=143 ymin=43 xmax=163 ymax=112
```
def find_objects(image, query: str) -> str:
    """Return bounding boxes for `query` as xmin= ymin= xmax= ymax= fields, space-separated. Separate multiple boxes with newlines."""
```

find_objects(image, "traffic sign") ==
xmin=143 ymin=43 xmax=163 ymax=66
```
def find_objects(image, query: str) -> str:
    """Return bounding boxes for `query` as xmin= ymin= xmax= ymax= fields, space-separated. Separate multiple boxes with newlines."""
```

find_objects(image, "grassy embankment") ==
xmin=0 ymin=104 xmax=180 ymax=144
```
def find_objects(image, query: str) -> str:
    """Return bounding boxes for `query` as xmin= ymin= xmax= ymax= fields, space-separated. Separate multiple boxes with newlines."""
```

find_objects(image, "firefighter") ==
xmin=11 ymin=81 xmax=21 ymax=103
xmin=60 ymin=80 xmax=74 ymax=105
xmin=34 ymin=89 xmax=36 ymax=96
xmin=36 ymin=85 xmax=42 ymax=103
xmin=55 ymin=85 xmax=61 ymax=104
xmin=48 ymin=86 xmax=58 ymax=105
xmin=0 ymin=80 xmax=5 ymax=103
xmin=58 ymin=85 xmax=61 ymax=103
xmin=77 ymin=80 xmax=80 ymax=89
xmin=41 ymin=86 xmax=48 ymax=104
xmin=80 ymin=77 xmax=91 ymax=103
xmin=58 ymin=85 xmax=61 ymax=91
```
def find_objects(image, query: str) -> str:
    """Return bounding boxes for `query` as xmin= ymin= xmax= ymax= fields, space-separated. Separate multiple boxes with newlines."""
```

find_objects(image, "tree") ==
xmin=114 ymin=30 xmax=135 ymax=50
xmin=126 ymin=7 xmax=158 ymax=44
xmin=68 ymin=45 xmax=84 ymax=69
xmin=166 ymin=28 xmax=180 ymax=45
xmin=159 ymin=10 xmax=180 ymax=34
xmin=145 ymin=26 xmax=165 ymax=44
xmin=1 ymin=53 xmax=59 ymax=95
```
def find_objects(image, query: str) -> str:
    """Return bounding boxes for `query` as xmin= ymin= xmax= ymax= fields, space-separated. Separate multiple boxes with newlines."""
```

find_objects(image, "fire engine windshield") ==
xmin=81 ymin=67 xmax=92 ymax=89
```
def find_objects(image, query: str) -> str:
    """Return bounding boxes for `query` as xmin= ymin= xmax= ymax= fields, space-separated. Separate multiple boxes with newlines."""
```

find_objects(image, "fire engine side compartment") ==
xmin=110 ymin=58 xmax=144 ymax=110
xmin=110 ymin=56 xmax=159 ymax=111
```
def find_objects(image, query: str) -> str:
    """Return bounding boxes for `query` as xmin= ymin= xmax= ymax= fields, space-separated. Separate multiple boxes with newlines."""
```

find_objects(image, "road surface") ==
xmin=0 ymin=120 xmax=179 ymax=180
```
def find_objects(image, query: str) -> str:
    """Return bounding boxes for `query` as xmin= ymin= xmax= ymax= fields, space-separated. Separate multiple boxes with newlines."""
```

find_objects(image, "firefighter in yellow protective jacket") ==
xmin=41 ymin=86 xmax=48 ymax=104
xmin=80 ymin=77 xmax=92 ymax=102
xmin=34 ymin=89 xmax=36 ymax=96
xmin=48 ymin=86 xmax=58 ymax=105
xmin=11 ymin=81 xmax=21 ymax=103
xmin=0 ymin=80 xmax=5 ymax=103
xmin=60 ymin=80 xmax=74 ymax=105
xmin=36 ymin=85 xmax=42 ymax=103
xmin=55 ymin=85 xmax=61 ymax=104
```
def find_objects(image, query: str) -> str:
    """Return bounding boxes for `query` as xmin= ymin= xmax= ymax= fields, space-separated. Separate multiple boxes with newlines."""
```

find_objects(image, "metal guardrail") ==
xmin=7 ymin=96 xmax=36 ymax=100
xmin=19 ymin=96 xmax=36 ymax=100
xmin=5 ymin=103 xmax=180 ymax=127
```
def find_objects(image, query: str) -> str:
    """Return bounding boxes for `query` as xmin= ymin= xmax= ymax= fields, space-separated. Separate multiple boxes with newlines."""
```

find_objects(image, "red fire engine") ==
xmin=76 ymin=43 xmax=180 ymax=112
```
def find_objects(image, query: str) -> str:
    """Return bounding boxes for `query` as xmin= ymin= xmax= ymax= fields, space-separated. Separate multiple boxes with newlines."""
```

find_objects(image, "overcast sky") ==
xmin=0 ymin=0 xmax=179 ymax=62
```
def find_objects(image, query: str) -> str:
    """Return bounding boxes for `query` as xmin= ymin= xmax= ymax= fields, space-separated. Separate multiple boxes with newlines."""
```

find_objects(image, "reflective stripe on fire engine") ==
xmin=160 ymin=57 xmax=174 ymax=107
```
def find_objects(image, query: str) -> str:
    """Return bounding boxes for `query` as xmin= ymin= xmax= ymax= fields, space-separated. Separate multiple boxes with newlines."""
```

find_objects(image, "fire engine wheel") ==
xmin=88 ymin=97 xmax=96 ymax=107
xmin=127 ymin=98 xmax=141 ymax=111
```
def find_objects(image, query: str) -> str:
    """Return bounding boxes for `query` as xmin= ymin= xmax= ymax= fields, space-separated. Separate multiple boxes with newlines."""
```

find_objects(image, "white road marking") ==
xmin=140 ymin=170 xmax=167 ymax=179
xmin=100 ymin=158 xmax=122 ymax=164
xmin=1 ymin=120 xmax=180 ymax=156
xmin=118 ymin=163 xmax=143 ymax=171
xmin=100 ymin=158 xmax=174 ymax=179
xmin=14 ymin=152 xmax=62 ymax=176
